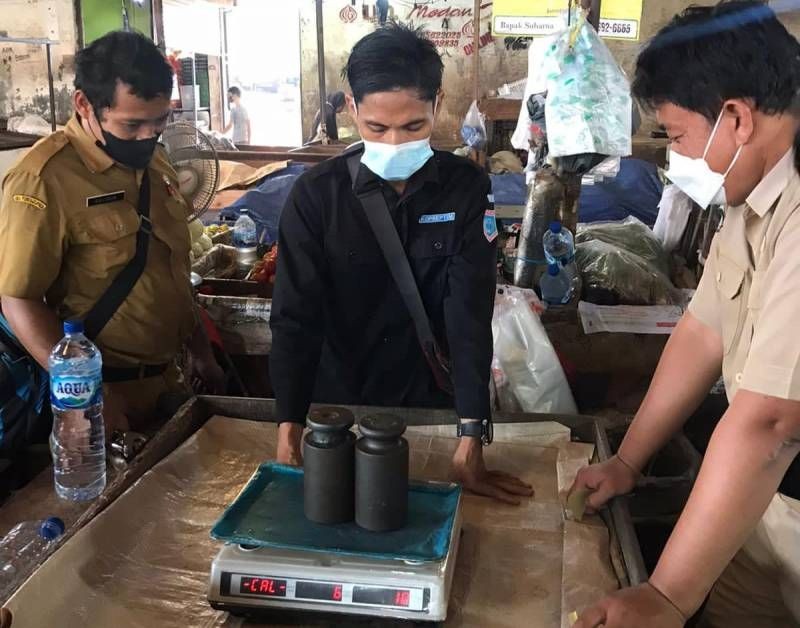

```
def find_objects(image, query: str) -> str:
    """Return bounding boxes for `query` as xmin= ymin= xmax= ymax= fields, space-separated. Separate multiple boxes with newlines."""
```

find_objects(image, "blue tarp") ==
xmin=490 ymin=158 xmax=663 ymax=227
xmin=219 ymin=162 xmax=308 ymax=244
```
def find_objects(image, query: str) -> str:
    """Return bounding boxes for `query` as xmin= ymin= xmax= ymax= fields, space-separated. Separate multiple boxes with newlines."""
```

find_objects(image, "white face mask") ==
xmin=665 ymin=110 xmax=743 ymax=209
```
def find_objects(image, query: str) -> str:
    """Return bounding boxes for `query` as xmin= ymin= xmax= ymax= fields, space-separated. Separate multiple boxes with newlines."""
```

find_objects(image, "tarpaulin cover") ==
xmin=219 ymin=163 xmax=308 ymax=244
xmin=211 ymin=463 xmax=459 ymax=562
xmin=491 ymin=159 xmax=663 ymax=227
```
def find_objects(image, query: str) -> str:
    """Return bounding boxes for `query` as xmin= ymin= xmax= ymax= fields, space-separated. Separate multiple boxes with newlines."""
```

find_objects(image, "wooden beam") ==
xmin=472 ymin=0 xmax=481 ymax=104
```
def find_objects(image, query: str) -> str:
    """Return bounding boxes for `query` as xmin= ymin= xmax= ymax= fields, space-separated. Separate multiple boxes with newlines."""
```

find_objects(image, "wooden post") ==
xmin=472 ymin=0 xmax=481 ymax=104
xmin=470 ymin=0 xmax=486 ymax=167
xmin=581 ymin=0 xmax=602 ymax=30
xmin=315 ymin=0 xmax=329 ymax=144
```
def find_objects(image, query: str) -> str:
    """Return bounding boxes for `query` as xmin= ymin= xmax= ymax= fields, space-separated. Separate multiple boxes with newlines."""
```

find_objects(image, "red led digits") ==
xmin=394 ymin=590 xmax=411 ymax=607
xmin=333 ymin=585 xmax=343 ymax=601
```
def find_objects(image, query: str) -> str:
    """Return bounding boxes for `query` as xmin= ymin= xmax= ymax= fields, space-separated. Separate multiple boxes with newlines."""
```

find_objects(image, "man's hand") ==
xmin=191 ymin=354 xmax=226 ymax=395
xmin=276 ymin=422 xmax=304 ymax=466
xmin=573 ymin=583 xmax=686 ymax=628
xmin=451 ymin=437 xmax=534 ymax=505
xmin=569 ymin=455 xmax=639 ymax=513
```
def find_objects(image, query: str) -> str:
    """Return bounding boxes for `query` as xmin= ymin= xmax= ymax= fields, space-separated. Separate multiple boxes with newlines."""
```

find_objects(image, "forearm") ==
xmin=619 ymin=312 xmax=723 ymax=471
xmin=1 ymin=296 xmax=62 ymax=369
xmin=650 ymin=393 xmax=800 ymax=615
xmin=269 ymin=327 xmax=322 ymax=423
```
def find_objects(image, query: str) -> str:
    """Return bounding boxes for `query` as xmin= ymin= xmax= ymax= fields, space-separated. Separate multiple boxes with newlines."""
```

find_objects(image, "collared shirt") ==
xmin=0 ymin=115 xmax=195 ymax=367
xmin=689 ymin=148 xmax=800 ymax=495
xmin=269 ymin=146 xmax=496 ymax=423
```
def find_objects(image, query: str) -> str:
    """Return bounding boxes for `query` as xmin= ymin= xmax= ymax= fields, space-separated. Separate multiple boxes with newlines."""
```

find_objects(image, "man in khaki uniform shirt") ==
xmin=0 ymin=31 xmax=223 ymax=434
xmin=572 ymin=4 xmax=800 ymax=627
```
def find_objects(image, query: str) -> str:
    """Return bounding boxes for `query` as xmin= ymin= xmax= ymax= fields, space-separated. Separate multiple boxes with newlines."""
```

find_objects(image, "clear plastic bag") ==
xmin=576 ymin=217 xmax=669 ymax=275
xmin=492 ymin=287 xmax=578 ymax=414
xmin=575 ymin=240 xmax=681 ymax=306
xmin=543 ymin=12 xmax=632 ymax=158
xmin=460 ymin=100 xmax=487 ymax=150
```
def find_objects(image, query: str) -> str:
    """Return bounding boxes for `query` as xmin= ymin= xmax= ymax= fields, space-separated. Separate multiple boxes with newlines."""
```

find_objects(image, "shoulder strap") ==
xmin=345 ymin=154 xmax=436 ymax=349
xmin=84 ymin=169 xmax=152 ymax=340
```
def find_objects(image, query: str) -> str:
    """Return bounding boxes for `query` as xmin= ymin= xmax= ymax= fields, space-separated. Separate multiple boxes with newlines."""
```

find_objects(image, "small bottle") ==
xmin=540 ymin=263 xmax=571 ymax=306
xmin=49 ymin=320 xmax=106 ymax=501
xmin=355 ymin=414 xmax=408 ymax=532
xmin=233 ymin=208 xmax=258 ymax=271
xmin=0 ymin=517 xmax=64 ymax=598
xmin=543 ymin=221 xmax=580 ymax=300
xmin=303 ymin=407 xmax=356 ymax=524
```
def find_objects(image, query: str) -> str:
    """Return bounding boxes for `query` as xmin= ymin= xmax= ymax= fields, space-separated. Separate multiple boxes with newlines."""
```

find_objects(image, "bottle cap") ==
xmin=239 ymin=208 xmax=249 ymax=215
xmin=547 ymin=263 xmax=560 ymax=276
xmin=63 ymin=320 xmax=83 ymax=335
xmin=549 ymin=221 xmax=562 ymax=234
xmin=39 ymin=517 xmax=65 ymax=541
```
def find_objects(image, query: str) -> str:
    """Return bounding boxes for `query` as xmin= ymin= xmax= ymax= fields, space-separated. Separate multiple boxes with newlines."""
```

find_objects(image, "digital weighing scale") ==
xmin=207 ymin=488 xmax=463 ymax=622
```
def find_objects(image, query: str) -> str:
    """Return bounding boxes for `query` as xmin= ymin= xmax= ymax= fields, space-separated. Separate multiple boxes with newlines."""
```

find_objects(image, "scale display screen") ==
xmin=295 ymin=581 xmax=343 ymax=602
xmin=352 ymin=585 xmax=411 ymax=608
xmin=238 ymin=577 xmax=287 ymax=597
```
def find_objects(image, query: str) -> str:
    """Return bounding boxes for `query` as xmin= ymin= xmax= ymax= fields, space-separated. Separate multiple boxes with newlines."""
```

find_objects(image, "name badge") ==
xmin=419 ymin=212 xmax=456 ymax=224
xmin=86 ymin=191 xmax=125 ymax=207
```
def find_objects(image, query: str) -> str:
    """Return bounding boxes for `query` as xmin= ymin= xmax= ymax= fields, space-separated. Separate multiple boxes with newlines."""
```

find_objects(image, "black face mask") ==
xmin=96 ymin=127 xmax=159 ymax=170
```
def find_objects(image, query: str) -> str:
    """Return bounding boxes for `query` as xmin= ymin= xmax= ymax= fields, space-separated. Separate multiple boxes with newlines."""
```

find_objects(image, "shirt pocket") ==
xmin=71 ymin=205 xmax=140 ymax=265
xmin=408 ymin=229 xmax=460 ymax=260
xmin=717 ymin=252 xmax=748 ymax=356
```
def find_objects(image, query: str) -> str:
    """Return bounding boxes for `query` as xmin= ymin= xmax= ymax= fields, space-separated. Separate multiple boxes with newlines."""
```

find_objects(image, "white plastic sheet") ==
xmin=492 ymin=287 xmax=578 ymax=415
xmin=653 ymin=184 xmax=694 ymax=253
xmin=511 ymin=36 xmax=555 ymax=152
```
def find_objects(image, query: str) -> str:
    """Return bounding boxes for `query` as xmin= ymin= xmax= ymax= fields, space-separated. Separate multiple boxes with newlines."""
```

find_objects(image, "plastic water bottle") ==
xmin=543 ymin=220 xmax=581 ymax=298
xmin=540 ymin=263 xmax=571 ymax=305
xmin=233 ymin=208 xmax=258 ymax=272
xmin=0 ymin=517 xmax=64 ymax=598
xmin=49 ymin=320 xmax=106 ymax=501
xmin=543 ymin=221 xmax=575 ymax=266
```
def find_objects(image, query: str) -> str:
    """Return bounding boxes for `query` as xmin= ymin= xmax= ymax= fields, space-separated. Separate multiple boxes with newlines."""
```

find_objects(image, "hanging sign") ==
xmin=491 ymin=0 xmax=644 ymax=41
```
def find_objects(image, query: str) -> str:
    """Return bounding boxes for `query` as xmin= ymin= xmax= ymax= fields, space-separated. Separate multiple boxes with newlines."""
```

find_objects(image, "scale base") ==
xmin=207 ymin=490 xmax=462 ymax=623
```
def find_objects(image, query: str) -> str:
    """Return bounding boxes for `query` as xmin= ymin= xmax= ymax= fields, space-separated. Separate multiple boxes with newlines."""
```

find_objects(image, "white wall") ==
xmin=1 ymin=0 xmax=78 ymax=125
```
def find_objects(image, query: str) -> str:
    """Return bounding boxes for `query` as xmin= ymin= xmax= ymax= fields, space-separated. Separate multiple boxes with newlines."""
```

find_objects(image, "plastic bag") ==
xmin=511 ymin=36 xmax=555 ymax=151
xmin=543 ymin=12 xmax=632 ymax=158
xmin=492 ymin=286 xmax=578 ymax=414
xmin=460 ymin=100 xmax=487 ymax=150
xmin=653 ymin=184 xmax=694 ymax=253
xmin=576 ymin=216 xmax=669 ymax=275
xmin=575 ymin=230 xmax=682 ymax=306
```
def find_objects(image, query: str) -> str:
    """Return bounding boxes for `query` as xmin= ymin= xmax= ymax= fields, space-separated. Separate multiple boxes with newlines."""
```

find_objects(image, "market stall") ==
xmin=2 ymin=397 xmax=646 ymax=627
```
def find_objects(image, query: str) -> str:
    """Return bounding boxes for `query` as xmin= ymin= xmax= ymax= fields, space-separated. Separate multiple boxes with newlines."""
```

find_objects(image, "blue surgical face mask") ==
xmin=360 ymin=137 xmax=434 ymax=181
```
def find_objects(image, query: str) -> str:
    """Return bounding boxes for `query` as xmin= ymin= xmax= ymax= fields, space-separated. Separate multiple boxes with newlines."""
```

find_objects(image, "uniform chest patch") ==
xmin=419 ymin=212 xmax=456 ymax=224
xmin=12 ymin=194 xmax=46 ymax=210
xmin=483 ymin=209 xmax=498 ymax=243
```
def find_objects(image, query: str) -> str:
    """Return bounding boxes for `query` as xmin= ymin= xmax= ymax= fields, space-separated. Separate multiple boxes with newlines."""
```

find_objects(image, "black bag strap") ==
xmin=84 ymin=169 xmax=152 ymax=340
xmin=346 ymin=154 xmax=438 ymax=350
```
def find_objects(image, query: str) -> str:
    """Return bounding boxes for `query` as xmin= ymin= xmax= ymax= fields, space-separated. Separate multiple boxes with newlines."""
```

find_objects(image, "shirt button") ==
xmin=348 ymin=250 xmax=356 ymax=259
xmin=735 ymin=372 xmax=743 ymax=384
xmin=383 ymin=337 xmax=390 ymax=344
xmin=433 ymin=241 xmax=443 ymax=250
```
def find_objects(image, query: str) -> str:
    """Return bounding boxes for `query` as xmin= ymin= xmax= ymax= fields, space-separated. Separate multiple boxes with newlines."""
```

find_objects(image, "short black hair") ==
xmin=342 ymin=23 xmax=443 ymax=103
xmin=75 ymin=30 xmax=173 ymax=111
xmin=632 ymin=1 xmax=800 ymax=122
xmin=228 ymin=86 xmax=241 ymax=97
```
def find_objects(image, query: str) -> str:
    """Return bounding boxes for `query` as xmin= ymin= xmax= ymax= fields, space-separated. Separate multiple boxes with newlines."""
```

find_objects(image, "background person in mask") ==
xmin=571 ymin=3 xmax=800 ymax=627
xmin=270 ymin=23 xmax=532 ymax=504
xmin=0 ymin=30 xmax=225 ymax=437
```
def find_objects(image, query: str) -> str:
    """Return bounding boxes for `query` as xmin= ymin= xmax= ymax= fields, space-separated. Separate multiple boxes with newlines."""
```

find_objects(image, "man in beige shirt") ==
xmin=572 ymin=3 xmax=800 ymax=627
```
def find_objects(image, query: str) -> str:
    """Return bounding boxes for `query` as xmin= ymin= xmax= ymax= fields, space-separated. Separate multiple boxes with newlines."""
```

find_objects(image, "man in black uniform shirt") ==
xmin=270 ymin=24 xmax=532 ymax=504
